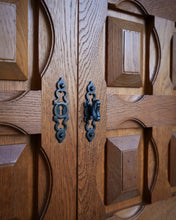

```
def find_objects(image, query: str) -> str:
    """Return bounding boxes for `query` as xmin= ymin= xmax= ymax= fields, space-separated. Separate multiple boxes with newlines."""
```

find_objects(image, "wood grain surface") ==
xmin=41 ymin=0 xmax=77 ymax=219
xmin=78 ymin=0 xmax=107 ymax=219
xmin=0 ymin=0 xmax=40 ymax=91
xmin=107 ymin=95 xmax=176 ymax=129
xmin=171 ymin=33 xmax=176 ymax=89
xmin=0 ymin=91 xmax=41 ymax=134
xmin=106 ymin=135 xmax=141 ymax=205
xmin=105 ymin=2 xmax=176 ymax=219
xmin=0 ymin=135 xmax=39 ymax=220
xmin=169 ymin=131 xmax=176 ymax=187
xmin=108 ymin=0 xmax=176 ymax=21
xmin=106 ymin=16 xmax=143 ymax=87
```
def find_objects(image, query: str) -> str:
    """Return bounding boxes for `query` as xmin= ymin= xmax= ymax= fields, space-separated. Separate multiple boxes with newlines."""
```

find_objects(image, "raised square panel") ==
xmin=0 ymin=144 xmax=25 ymax=166
xmin=0 ymin=3 xmax=16 ymax=60
xmin=105 ymin=134 xmax=141 ymax=205
xmin=122 ymin=150 xmax=137 ymax=191
xmin=0 ymin=0 xmax=28 ymax=80
xmin=123 ymin=30 xmax=141 ymax=74
xmin=106 ymin=16 xmax=144 ymax=88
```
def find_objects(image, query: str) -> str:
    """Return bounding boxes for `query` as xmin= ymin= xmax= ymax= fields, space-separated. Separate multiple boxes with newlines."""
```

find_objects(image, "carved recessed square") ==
xmin=106 ymin=16 xmax=144 ymax=87
xmin=0 ymin=0 xmax=28 ymax=80
xmin=105 ymin=134 xmax=141 ymax=205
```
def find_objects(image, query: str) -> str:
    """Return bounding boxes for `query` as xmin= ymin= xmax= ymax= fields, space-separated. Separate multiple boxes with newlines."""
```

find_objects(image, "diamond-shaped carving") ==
xmin=105 ymin=134 xmax=141 ymax=205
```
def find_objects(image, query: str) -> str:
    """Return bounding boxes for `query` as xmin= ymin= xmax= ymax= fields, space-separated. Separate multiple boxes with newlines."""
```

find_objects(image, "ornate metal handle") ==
xmin=53 ymin=78 xmax=69 ymax=143
xmin=84 ymin=81 xmax=101 ymax=142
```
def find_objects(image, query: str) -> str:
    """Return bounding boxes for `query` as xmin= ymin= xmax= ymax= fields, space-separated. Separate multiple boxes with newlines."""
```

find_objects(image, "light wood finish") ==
xmin=0 ymin=0 xmax=28 ymax=80
xmin=40 ymin=0 xmax=77 ymax=219
xmin=78 ymin=0 xmax=107 ymax=219
xmin=0 ymin=91 xmax=41 ymax=134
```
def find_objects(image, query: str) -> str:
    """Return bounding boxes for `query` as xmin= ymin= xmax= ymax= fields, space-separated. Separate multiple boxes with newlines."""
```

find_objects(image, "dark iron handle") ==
xmin=84 ymin=82 xmax=101 ymax=142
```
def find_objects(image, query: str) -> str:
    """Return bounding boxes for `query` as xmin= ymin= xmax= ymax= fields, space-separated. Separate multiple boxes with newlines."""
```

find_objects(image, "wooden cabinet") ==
xmin=0 ymin=0 xmax=176 ymax=219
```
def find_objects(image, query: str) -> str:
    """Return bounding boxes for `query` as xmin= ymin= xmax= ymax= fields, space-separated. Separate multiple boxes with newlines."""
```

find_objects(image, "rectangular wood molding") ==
xmin=107 ymin=95 xmax=176 ymax=130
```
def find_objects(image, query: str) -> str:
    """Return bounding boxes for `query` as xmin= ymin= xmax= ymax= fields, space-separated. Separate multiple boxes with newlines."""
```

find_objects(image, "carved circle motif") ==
xmin=40 ymin=0 xmax=55 ymax=78
xmin=39 ymin=146 xmax=53 ymax=220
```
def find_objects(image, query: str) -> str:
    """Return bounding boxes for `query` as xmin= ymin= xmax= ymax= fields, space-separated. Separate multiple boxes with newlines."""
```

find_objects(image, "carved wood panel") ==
xmin=106 ymin=16 xmax=144 ymax=87
xmin=78 ymin=0 xmax=176 ymax=219
xmin=0 ymin=0 xmax=78 ymax=219
xmin=1 ymin=0 xmax=176 ymax=219
xmin=106 ymin=134 xmax=142 ymax=205
xmin=105 ymin=0 xmax=176 ymax=219
xmin=0 ymin=0 xmax=28 ymax=80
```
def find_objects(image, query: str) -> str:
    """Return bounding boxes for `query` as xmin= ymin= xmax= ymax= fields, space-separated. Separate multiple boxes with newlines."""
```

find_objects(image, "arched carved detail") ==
xmin=0 ymin=122 xmax=28 ymax=135
xmin=39 ymin=146 xmax=53 ymax=220
xmin=40 ymin=0 xmax=55 ymax=78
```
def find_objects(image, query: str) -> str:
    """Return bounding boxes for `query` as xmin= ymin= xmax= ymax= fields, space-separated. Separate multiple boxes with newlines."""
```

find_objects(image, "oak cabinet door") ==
xmin=1 ymin=0 xmax=176 ymax=219
xmin=0 ymin=1 xmax=40 ymax=219
xmin=78 ymin=0 xmax=176 ymax=219
xmin=0 ymin=0 xmax=77 ymax=219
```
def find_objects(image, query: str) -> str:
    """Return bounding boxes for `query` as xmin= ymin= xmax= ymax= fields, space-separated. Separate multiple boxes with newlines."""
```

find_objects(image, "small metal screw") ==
xmin=89 ymin=131 xmax=94 ymax=137
xmin=90 ymin=86 xmax=94 ymax=92
xmin=60 ymin=83 xmax=65 ymax=89
xmin=59 ymin=132 xmax=64 ymax=138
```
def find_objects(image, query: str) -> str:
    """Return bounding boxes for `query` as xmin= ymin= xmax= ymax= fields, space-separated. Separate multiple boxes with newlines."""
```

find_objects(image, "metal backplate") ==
xmin=53 ymin=78 xmax=69 ymax=143
xmin=84 ymin=81 xmax=101 ymax=142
